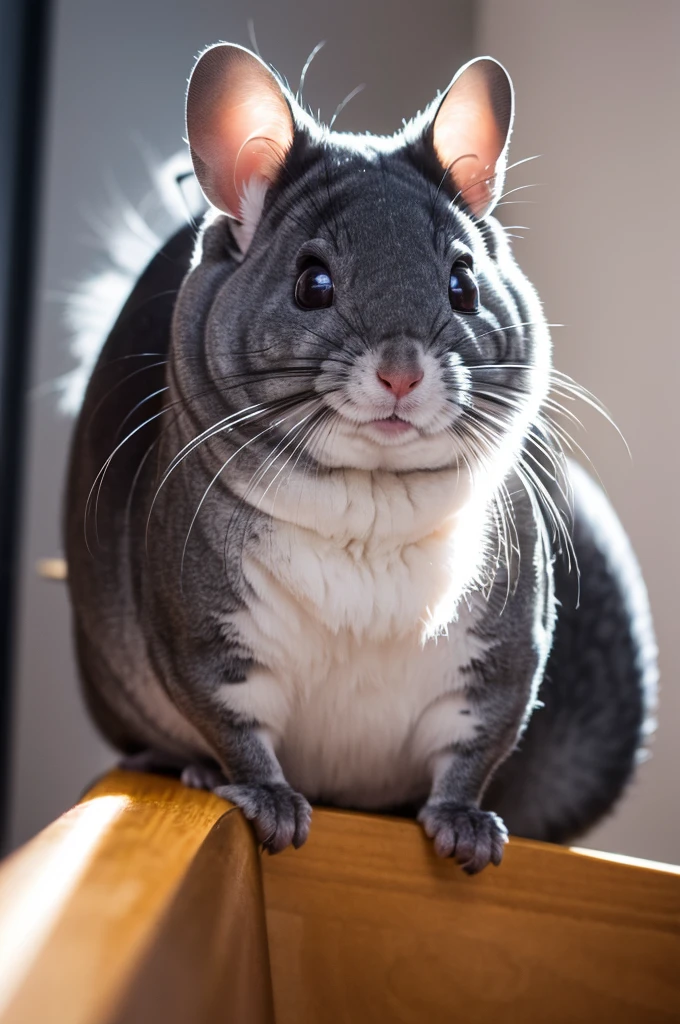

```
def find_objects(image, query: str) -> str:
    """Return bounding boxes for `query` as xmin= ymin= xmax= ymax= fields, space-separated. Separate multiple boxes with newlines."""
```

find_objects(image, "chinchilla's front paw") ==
xmin=216 ymin=782 xmax=312 ymax=853
xmin=417 ymin=802 xmax=508 ymax=873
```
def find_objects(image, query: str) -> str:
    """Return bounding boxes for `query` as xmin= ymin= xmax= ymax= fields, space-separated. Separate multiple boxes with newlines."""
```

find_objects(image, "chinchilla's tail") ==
xmin=56 ymin=152 xmax=205 ymax=415
xmin=484 ymin=459 xmax=658 ymax=844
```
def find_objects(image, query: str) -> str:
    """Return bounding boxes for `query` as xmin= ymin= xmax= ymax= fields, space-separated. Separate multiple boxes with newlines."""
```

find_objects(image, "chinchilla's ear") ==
xmin=429 ymin=57 xmax=513 ymax=218
xmin=186 ymin=43 xmax=294 ymax=220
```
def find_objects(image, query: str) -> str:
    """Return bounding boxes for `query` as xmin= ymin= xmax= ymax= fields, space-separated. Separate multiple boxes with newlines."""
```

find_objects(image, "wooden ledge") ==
xmin=0 ymin=770 xmax=678 ymax=1023
xmin=263 ymin=808 xmax=680 ymax=1024
xmin=0 ymin=771 xmax=273 ymax=1024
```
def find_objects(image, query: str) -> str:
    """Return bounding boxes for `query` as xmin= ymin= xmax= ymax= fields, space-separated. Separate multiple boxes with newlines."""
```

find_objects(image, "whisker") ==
xmin=496 ymin=183 xmax=540 ymax=203
xmin=84 ymin=359 xmax=167 ymax=434
xmin=329 ymin=83 xmax=366 ymax=130
xmin=84 ymin=407 xmax=167 ymax=553
xmin=504 ymin=155 xmax=541 ymax=173
xmin=298 ymin=40 xmax=325 ymax=103
xmin=180 ymin=398 xmax=321 ymax=585
xmin=145 ymin=391 xmax=318 ymax=549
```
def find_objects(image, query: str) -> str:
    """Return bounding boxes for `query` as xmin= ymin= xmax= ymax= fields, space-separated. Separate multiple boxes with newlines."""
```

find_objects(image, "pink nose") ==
xmin=376 ymin=367 xmax=424 ymax=399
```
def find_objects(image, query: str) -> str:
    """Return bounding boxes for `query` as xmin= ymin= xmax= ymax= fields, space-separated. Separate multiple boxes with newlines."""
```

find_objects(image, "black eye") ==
xmin=449 ymin=261 xmax=479 ymax=314
xmin=295 ymin=263 xmax=334 ymax=309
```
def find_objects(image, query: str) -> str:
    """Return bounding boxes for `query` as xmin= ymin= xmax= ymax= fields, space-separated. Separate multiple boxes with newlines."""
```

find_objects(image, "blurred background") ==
xmin=1 ymin=0 xmax=678 ymax=861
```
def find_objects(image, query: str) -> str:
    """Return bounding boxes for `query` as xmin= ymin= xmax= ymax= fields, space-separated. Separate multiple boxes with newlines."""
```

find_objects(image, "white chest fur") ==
xmin=219 ymin=468 xmax=492 ymax=808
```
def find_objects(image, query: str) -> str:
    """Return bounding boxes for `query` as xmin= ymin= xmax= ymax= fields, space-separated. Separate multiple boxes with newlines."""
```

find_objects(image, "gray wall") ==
xmin=8 ymin=0 xmax=474 ymax=847
xmin=479 ymin=0 xmax=680 ymax=863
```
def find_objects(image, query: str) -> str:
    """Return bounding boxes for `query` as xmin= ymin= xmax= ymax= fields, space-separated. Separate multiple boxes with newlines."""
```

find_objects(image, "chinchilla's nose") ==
xmin=376 ymin=365 xmax=424 ymax=399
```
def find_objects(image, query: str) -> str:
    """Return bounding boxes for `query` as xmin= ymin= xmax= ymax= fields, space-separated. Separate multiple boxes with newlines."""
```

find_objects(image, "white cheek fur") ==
xmin=333 ymin=348 xmax=454 ymax=432
xmin=219 ymin=467 xmax=492 ymax=808
xmin=312 ymin=346 xmax=490 ymax=473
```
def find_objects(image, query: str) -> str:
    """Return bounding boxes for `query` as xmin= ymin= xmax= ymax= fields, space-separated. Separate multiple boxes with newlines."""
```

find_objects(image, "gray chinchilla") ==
xmin=64 ymin=44 xmax=657 ymax=872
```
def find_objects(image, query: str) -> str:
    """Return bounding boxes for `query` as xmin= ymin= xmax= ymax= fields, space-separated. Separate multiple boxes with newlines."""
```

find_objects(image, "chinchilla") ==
xmin=64 ymin=43 xmax=657 ymax=872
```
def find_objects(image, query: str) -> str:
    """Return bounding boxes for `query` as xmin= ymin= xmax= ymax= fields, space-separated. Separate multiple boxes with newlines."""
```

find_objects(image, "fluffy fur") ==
xmin=222 ymin=467 xmax=490 ymax=807
xmin=63 ymin=46 xmax=657 ymax=873
xmin=59 ymin=153 xmax=205 ymax=414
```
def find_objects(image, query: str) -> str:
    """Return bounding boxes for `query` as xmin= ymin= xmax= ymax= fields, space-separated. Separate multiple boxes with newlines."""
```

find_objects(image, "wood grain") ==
xmin=263 ymin=807 xmax=680 ymax=1024
xmin=108 ymin=805 xmax=274 ymax=1024
xmin=0 ymin=770 xmax=273 ymax=1024
xmin=0 ymin=770 xmax=678 ymax=1024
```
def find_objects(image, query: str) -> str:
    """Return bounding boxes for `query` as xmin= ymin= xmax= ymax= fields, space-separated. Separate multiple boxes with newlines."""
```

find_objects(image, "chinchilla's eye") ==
xmin=295 ymin=264 xmax=334 ymax=309
xmin=449 ymin=261 xmax=479 ymax=314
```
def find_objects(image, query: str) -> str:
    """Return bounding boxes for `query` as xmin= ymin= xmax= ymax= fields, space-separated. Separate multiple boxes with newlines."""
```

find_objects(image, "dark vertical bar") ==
xmin=0 ymin=0 xmax=52 ymax=849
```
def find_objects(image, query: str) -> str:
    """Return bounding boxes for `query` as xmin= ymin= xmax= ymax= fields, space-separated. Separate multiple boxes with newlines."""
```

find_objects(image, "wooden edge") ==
xmin=569 ymin=844 xmax=680 ymax=875
xmin=261 ymin=807 xmax=680 ymax=1024
xmin=107 ymin=806 xmax=275 ymax=1024
xmin=263 ymin=805 xmax=680 ymax=928
xmin=0 ymin=770 xmax=272 ymax=1024
xmin=1 ymin=769 xmax=678 ymax=1024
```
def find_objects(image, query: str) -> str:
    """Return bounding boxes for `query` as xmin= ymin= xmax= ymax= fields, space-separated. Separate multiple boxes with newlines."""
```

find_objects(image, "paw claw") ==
xmin=418 ymin=803 xmax=508 ymax=873
xmin=215 ymin=783 xmax=312 ymax=853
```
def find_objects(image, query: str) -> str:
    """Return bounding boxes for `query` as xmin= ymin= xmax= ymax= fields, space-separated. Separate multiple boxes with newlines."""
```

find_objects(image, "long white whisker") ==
xmin=259 ymin=408 xmax=329 ymax=520
xmin=85 ymin=407 xmax=167 ymax=552
xmin=145 ymin=393 xmax=316 ymax=547
xmin=179 ymin=399 xmax=320 ymax=584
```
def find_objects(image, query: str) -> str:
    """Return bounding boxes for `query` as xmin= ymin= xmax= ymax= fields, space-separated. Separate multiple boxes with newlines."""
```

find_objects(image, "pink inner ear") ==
xmin=433 ymin=63 xmax=509 ymax=217
xmin=218 ymin=90 xmax=293 ymax=214
xmin=187 ymin=46 xmax=294 ymax=218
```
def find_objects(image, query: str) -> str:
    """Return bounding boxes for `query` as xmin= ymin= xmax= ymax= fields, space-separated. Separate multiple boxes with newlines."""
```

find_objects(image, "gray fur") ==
xmin=64 ymin=48 xmax=657 ymax=869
